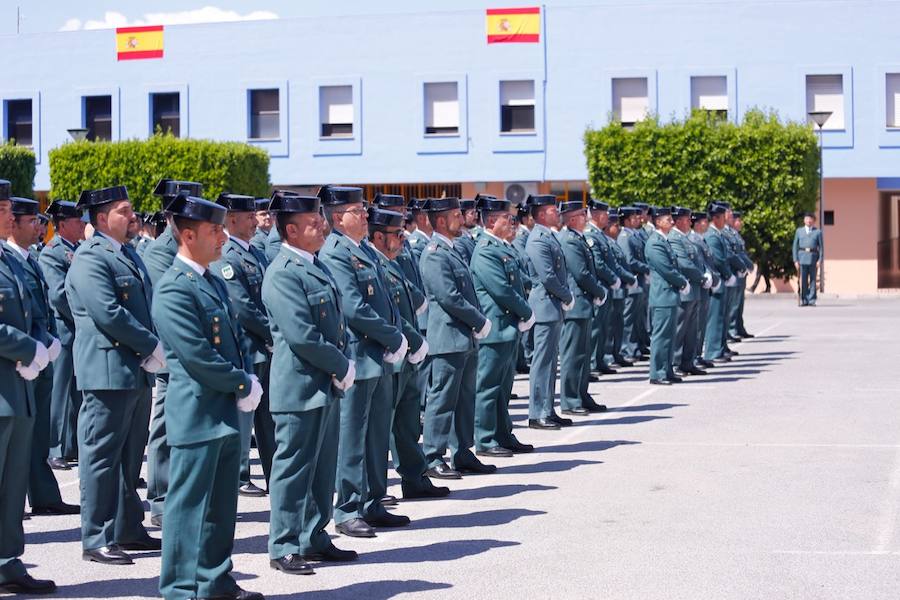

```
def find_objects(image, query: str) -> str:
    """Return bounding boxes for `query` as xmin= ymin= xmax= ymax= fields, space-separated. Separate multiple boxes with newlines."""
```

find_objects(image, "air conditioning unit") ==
xmin=504 ymin=182 xmax=539 ymax=205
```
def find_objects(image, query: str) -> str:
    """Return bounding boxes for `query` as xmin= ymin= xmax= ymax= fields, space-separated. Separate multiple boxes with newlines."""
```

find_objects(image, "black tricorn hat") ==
xmin=269 ymin=190 xmax=320 ymax=214
xmin=526 ymin=194 xmax=556 ymax=209
xmin=587 ymin=198 xmax=609 ymax=212
xmin=167 ymin=195 xmax=226 ymax=225
xmin=367 ymin=207 xmax=405 ymax=228
xmin=671 ymin=206 xmax=692 ymax=219
xmin=558 ymin=200 xmax=585 ymax=214
xmin=47 ymin=200 xmax=81 ymax=220
xmin=153 ymin=179 xmax=203 ymax=199
xmin=76 ymin=185 xmax=129 ymax=211
xmin=318 ymin=185 xmax=365 ymax=207
xmin=476 ymin=195 xmax=510 ymax=213
xmin=422 ymin=197 xmax=460 ymax=213
xmin=216 ymin=193 xmax=257 ymax=213
xmin=0 ymin=179 xmax=10 ymax=201
xmin=374 ymin=193 xmax=405 ymax=208
xmin=10 ymin=197 xmax=39 ymax=216
xmin=459 ymin=199 xmax=476 ymax=212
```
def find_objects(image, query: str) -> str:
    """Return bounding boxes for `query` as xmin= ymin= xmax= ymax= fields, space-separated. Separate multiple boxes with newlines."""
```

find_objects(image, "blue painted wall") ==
xmin=1 ymin=1 xmax=899 ymax=191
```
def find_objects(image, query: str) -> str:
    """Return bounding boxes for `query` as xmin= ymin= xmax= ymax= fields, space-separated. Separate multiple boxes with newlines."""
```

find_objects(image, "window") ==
xmin=319 ymin=85 xmax=353 ymax=138
xmin=249 ymin=89 xmax=279 ymax=140
xmin=691 ymin=75 xmax=728 ymax=119
xmin=887 ymin=74 xmax=900 ymax=129
xmin=612 ymin=77 xmax=649 ymax=126
xmin=83 ymin=95 xmax=112 ymax=141
xmin=5 ymin=99 xmax=32 ymax=146
xmin=424 ymin=82 xmax=459 ymax=135
xmin=805 ymin=75 xmax=844 ymax=130
xmin=151 ymin=92 xmax=180 ymax=137
xmin=824 ymin=210 xmax=834 ymax=226
xmin=500 ymin=80 xmax=535 ymax=133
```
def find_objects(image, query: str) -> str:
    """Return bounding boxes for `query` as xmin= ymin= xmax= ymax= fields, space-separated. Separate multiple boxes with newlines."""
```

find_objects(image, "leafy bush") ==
xmin=0 ymin=142 xmax=37 ymax=197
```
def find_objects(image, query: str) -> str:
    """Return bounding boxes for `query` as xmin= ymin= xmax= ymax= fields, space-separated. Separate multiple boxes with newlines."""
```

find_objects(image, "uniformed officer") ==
xmin=688 ymin=213 xmax=720 ymax=370
xmin=143 ymin=179 xmax=204 ymax=528
xmin=67 ymin=185 xmax=162 ymax=564
xmin=601 ymin=211 xmax=636 ymax=367
xmin=454 ymin=199 xmax=478 ymax=264
xmin=720 ymin=204 xmax=752 ymax=344
xmin=367 ymin=207 xmax=447 ymax=498
xmin=557 ymin=201 xmax=608 ymax=414
xmin=4 ymin=197 xmax=77 ymax=515
xmin=668 ymin=207 xmax=711 ymax=377
xmin=263 ymin=192 xmax=357 ymax=574
xmin=263 ymin=218 xmax=283 ymax=263
xmin=41 ymin=200 xmax=86 ymax=470
xmin=470 ymin=195 xmax=535 ymax=456
xmin=632 ymin=202 xmax=653 ymax=354
xmin=525 ymin=194 xmax=574 ymax=430
xmin=152 ymin=193 xmax=264 ymax=600
xmin=30 ymin=212 xmax=49 ymax=256
xmin=212 ymin=193 xmax=276 ymax=497
xmin=318 ymin=185 xmax=410 ymax=538
xmin=132 ymin=213 xmax=155 ymax=257
xmin=512 ymin=202 xmax=534 ymax=372
xmin=730 ymin=211 xmax=754 ymax=338
xmin=420 ymin=197 xmax=495 ymax=476
xmin=407 ymin=198 xmax=433 ymax=266
xmin=617 ymin=207 xmax=650 ymax=362
xmin=584 ymin=199 xmax=624 ymax=375
xmin=0 ymin=181 xmax=57 ymax=595
xmin=792 ymin=212 xmax=823 ymax=307
xmin=250 ymin=198 xmax=273 ymax=255
xmin=703 ymin=204 xmax=738 ymax=363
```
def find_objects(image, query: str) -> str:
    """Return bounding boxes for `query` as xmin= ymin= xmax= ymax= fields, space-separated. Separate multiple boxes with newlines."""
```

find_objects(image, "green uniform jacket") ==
xmin=704 ymin=226 xmax=735 ymax=291
xmin=132 ymin=235 xmax=152 ymax=258
xmin=559 ymin=228 xmax=607 ymax=320
xmin=667 ymin=229 xmax=706 ymax=302
xmin=420 ymin=235 xmax=487 ymax=355
xmin=792 ymin=226 xmax=823 ymax=265
xmin=723 ymin=226 xmax=753 ymax=272
xmin=470 ymin=234 xmax=532 ymax=345
xmin=455 ymin=229 xmax=476 ymax=265
xmin=142 ymin=227 xmax=177 ymax=286
xmin=4 ymin=243 xmax=56 ymax=339
xmin=39 ymin=236 xmax=77 ymax=346
xmin=525 ymin=223 xmax=573 ymax=323
xmin=644 ymin=232 xmax=688 ymax=308
xmin=0 ymin=250 xmax=41 ymax=417
xmin=407 ymin=229 xmax=430 ymax=266
xmin=618 ymin=227 xmax=649 ymax=295
xmin=152 ymin=260 xmax=252 ymax=446
xmin=605 ymin=233 xmax=636 ymax=300
xmin=65 ymin=234 xmax=158 ymax=390
xmin=250 ymin=227 xmax=269 ymax=255
xmin=212 ymin=238 xmax=272 ymax=365
xmin=264 ymin=227 xmax=283 ymax=263
xmin=319 ymin=231 xmax=402 ymax=380
xmin=378 ymin=251 xmax=426 ymax=371
xmin=262 ymin=247 xmax=351 ymax=412
xmin=583 ymin=223 xmax=620 ymax=287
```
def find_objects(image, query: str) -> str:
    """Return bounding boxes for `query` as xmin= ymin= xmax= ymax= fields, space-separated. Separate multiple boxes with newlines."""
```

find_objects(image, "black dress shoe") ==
xmin=528 ymin=418 xmax=561 ymax=430
xmin=684 ymin=367 xmax=707 ymax=376
xmin=547 ymin=413 xmax=573 ymax=426
xmin=510 ymin=392 xmax=521 ymax=399
xmin=136 ymin=477 xmax=147 ymax=489
xmin=698 ymin=359 xmax=715 ymax=368
xmin=31 ymin=502 xmax=80 ymax=515
xmin=587 ymin=373 xmax=601 ymax=382
xmin=335 ymin=518 xmax=376 ymax=538
xmin=270 ymin=554 xmax=314 ymax=575
xmin=476 ymin=446 xmax=513 ymax=458
xmin=455 ymin=457 xmax=497 ymax=475
xmin=582 ymin=402 xmax=608 ymax=413
xmin=83 ymin=545 xmax=133 ymax=565
xmin=303 ymin=545 xmax=359 ymax=562
xmin=425 ymin=462 xmax=462 ymax=480
xmin=666 ymin=376 xmax=684 ymax=383
xmin=598 ymin=366 xmax=618 ymax=374
xmin=0 ymin=573 xmax=57 ymax=595
xmin=47 ymin=457 xmax=70 ymax=470
xmin=202 ymin=586 xmax=265 ymax=600
xmin=561 ymin=407 xmax=589 ymax=416
xmin=727 ymin=336 xmax=742 ymax=343
xmin=649 ymin=379 xmax=672 ymax=386
xmin=401 ymin=482 xmax=451 ymax=499
xmin=740 ymin=332 xmax=754 ymax=338
xmin=379 ymin=495 xmax=398 ymax=506
xmin=238 ymin=482 xmax=266 ymax=497
xmin=502 ymin=440 xmax=535 ymax=453
xmin=613 ymin=357 xmax=634 ymax=367
xmin=150 ymin=514 xmax=163 ymax=528
xmin=712 ymin=356 xmax=731 ymax=364
xmin=364 ymin=511 xmax=410 ymax=528
xmin=118 ymin=536 xmax=162 ymax=551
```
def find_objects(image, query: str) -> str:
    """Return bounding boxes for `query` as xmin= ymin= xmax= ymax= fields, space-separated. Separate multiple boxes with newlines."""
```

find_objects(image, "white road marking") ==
xmin=641 ymin=442 xmax=900 ymax=449
xmin=751 ymin=320 xmax=783 ymax=337
xmin=773 ymin=550 xmax=900 ymax=556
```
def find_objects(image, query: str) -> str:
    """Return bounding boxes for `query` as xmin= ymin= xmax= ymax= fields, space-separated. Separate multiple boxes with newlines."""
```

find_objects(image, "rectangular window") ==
xmin=319 ymin=85 xmax=354 ymax=138
xmin=806 ymin=74 xmax=845 ymax=130
xmin=824 ymin=210 xmax=834 ymax=226
xmin=5 ymin=99 xmax=32 ymax=146
xmin=248 ymin=89 xmax=279 ymax=140
xmin=612 ymin=77 xmax=649 ymax=126
xmin=424 ymin=82 xmax=460 ymax=135
xmin=691 ymin=75 xmax=728 ymax=119
xmin=83 ymin=95 xmax=112 ymax=141
xmin=151 ymin=92 xmax=180 ymax=137
xmin=500 ymin=80 xmax=535 ymax=133
xmin=887 ymin=73 xmax=900 ymax=128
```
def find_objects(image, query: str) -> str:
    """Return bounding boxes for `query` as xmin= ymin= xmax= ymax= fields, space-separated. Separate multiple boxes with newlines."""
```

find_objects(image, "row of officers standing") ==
xmin=0 ymin=177 xmax=754 ymax=599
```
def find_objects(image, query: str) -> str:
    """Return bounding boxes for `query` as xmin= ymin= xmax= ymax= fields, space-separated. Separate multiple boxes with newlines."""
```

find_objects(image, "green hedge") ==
xmin=584 ymin=109 xmax=819 ymax=281
xmin=0 ymin=142 xmax=37 ymax=197
xmin=49 ymin=133 xmax=271 ymax=212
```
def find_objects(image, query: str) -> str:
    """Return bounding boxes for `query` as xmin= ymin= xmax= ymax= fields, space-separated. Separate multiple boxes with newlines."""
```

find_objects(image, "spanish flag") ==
xmin=116 ymin=25 xmax=164 ymax=61
xmin=486 ymin=7 xmax=540 ymax=44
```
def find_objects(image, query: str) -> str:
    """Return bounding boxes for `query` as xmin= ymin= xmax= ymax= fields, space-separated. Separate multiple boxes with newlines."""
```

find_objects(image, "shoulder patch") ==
xmin=587 ymin=238 xmax=595 ymax=247
xmin=221 ymin=264 xmax=235 ymax=280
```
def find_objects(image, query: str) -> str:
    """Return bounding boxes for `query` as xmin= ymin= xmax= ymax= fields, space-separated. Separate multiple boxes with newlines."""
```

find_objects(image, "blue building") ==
xmin=1 ymin=1 xmax=899 ymax=292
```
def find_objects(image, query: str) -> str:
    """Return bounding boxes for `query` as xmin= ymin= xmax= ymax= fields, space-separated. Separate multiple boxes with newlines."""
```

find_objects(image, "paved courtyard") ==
xmin=17 ymin=296 xmax=900 ymax=599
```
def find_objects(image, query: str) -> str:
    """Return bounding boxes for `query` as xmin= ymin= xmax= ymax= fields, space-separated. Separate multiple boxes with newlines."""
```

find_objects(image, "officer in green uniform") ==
xmin=730 ymin=211 xmax=754 ymax=337
xmin=367 ymin=207 xmax=448 ymax=498
xmin=420 ymin=197 xmax=495 ymax=476
xmin=407 ymin=198 xmax=433 ymax=267
xmin=212 ymin=193 xmax=275 ymax=497
xmin=688 ymin=213 xmax=720 ymax=370
xmin=557 ymin=201 xmax=608 ymax=414
xmin=263 ymin=192 xmax=357 ymax=574
xmin=584 ymin=199 xmax=624 ymax=375
xmin=793 ymin=212 xmax=824 ymax=306
xmin=470 ymin=195 xmax=535 ymax=456
xmin=152 ymin=193 xmax=264 ymax=600
xmin=67 ymin=185 xmax=162 ymax=564
xmin=632 ymin=203 xmax=653 ymax=355
xmin=41 ymin=200 xmax=86 ymax=469
xmin=720 ymin=204 xmax=752 ymax=344
xmin=250 ymin=198 xmax=273 ymax=255
xmin=703 ymin=204 xmax=738 ymax=363
xmin=617 ymin=207 xmax=649 ymax=362
xmin=644 ymin=208 xmax=689 ymax=385
xmin=513 ymin=203 xmax=534 ymax=372
xmin=0 ymin=181 xmax=57 ymax=595
xmin=4 ymin=197 xmax=77 ymax=515
xmin=601 ymin=210 xmax=637 ymax=367
xmin=525 ymin=194 xmax=574 ymax=430
xmin=668 ymin=207 xmax=711 ymax=376
xmin=454 ymin=199 xmax=478 ymax=264
xmin=143 ymin=179 xmax=204 ymax=527
xmin=318 ymin=185 xmax=410 ymax=538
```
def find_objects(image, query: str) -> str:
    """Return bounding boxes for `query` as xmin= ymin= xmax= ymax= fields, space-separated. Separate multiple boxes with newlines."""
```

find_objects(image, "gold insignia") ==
xmin=122 ymin=292 xmax=129 ymax=300
xmin=213 ymin=336 xmax=221 ymax=345
xmin=367 ymin=284 xmax=375 ymax=296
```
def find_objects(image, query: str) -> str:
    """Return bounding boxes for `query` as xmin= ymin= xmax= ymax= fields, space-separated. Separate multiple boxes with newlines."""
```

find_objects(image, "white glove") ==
xmin=611 ymin=277 xmax=621 ymax=290
xmin=237 ymin=374 xmax=263 ymax=413
xmin=415 ymin=300 xmax=428 ymax=316
xmin=333 ymin=360 xmax=356 ymax=391
xmin=31 ymin=342 xmax=49 ymax=371
xmin=561 ymin=298 xmax=575 ymax=312
xmin=517 ymin=312 xmax=536 ymax=332
xmin=47 ymin=337 xmax=62 ymax=362
xmin=725 ymin=275 xmax=737 ymax=287
xmin=407 ymin=340 xmax=429 ymax=364
xmin=141 ymin=342 xmax=167 ymax=374
xmin=474 ymin=318 xmax=492 ymax=340
xmin=383 ymin=334 xmax=409 ymax=364
xmin=16 ymin=362 xmax=40 ymax=381
xmin=702 ymin=271 xmax=713 ymax=289
xmin=681 ymin=281 xmax=692 ymax=296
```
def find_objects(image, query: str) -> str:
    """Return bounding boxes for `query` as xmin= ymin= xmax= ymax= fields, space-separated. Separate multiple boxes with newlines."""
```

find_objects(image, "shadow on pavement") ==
xmin=608 ymin=403 xmax=688 ymax=412
xmin=316 ymin=539 xmax=520 ymax=568
xmin=406 ymin=508 xmax=545 ymax=531
xmin=56 ymin=577 xmax=160 ymax=598
xmin=25 ymin=526 xmax=81 ymax=545
xmin=574 ymin=415 xmax=671 ymax=427
xmin=446 ymin=483 xmax=558 ymax=500
xmin=268 ymin=579 xmax=453 ymax=600
xmin=498 ymin=459 xmax=602 ymax=474
xmin=536 ymin=439 xmax=640 ymax=454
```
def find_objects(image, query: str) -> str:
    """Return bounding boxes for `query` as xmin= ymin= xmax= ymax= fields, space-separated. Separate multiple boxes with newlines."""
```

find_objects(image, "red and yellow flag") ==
xmin=116 ymin=25 xmax=164 ymax=61
xmin=486 ymin=7 xmax=540 ymax=44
